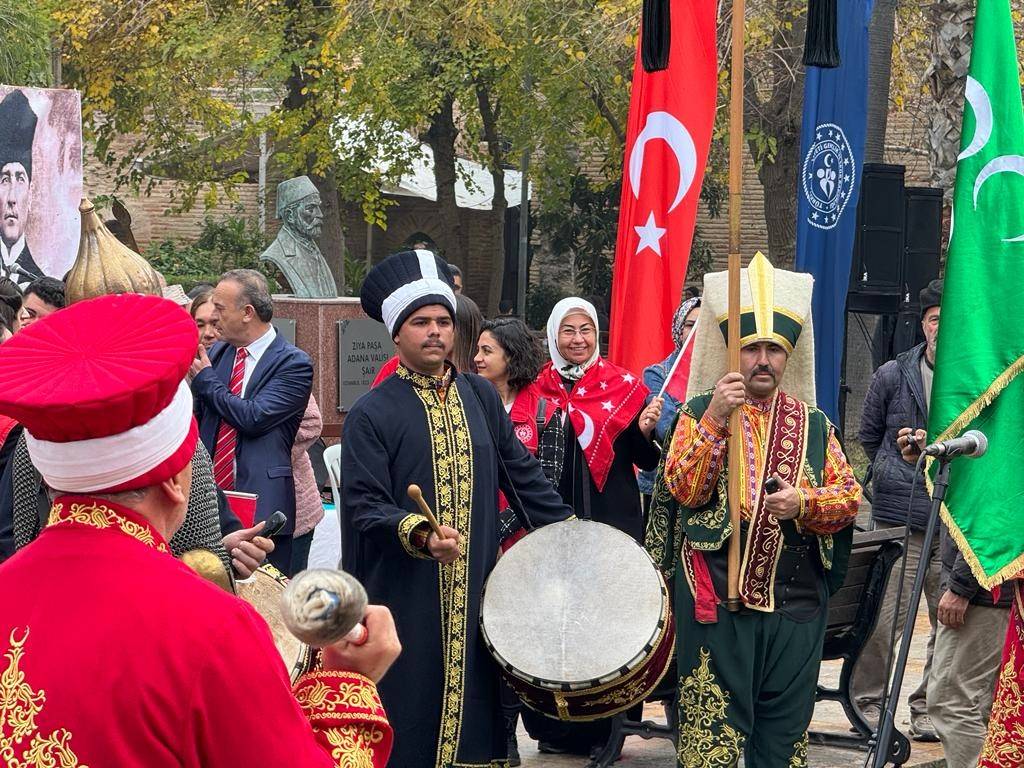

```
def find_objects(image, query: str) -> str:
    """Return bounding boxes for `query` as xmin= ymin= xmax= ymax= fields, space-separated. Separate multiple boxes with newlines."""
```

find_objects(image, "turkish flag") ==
xmin=608 ymin=0 xmax=718 ymax=376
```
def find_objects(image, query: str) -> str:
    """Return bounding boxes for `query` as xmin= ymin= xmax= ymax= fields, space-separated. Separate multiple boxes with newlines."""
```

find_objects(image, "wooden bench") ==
xmin=588 ymin=527 xmax=907 ymax=768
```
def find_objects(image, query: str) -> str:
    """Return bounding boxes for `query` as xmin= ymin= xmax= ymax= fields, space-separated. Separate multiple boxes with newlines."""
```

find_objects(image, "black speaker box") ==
xmin=848 ymin=164 xmax=906 ymax=313
xmin=902 ymin=187 xmax=943 ymax=307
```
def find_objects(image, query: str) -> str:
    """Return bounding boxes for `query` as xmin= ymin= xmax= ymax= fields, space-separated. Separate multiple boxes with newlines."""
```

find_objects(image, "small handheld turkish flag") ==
xmin=609 ymin=0 xmax=718 ymax=377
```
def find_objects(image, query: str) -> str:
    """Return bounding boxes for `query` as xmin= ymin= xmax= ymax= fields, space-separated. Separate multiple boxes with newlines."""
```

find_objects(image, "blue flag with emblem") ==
xmin=795 ymin=0 xmax=874 ymax=425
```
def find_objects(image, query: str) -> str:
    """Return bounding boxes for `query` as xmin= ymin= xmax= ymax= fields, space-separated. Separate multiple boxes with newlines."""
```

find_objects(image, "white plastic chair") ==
xmin=308 ymin=443 xmax=342 ymax=569
xmin=323 ymin=443 xmax=342 ymax=510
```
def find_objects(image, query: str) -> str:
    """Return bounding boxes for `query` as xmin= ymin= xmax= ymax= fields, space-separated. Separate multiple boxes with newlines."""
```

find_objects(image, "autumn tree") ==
xmin=0 ymin=1 xmax=53 ymax=86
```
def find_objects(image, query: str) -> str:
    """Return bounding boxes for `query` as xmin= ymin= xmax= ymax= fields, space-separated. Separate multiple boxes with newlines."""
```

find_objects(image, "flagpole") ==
xmin=656 ymin=316 xmax=698 ymax=399
xmin=725 ymin=0 xmax=746 ymax=612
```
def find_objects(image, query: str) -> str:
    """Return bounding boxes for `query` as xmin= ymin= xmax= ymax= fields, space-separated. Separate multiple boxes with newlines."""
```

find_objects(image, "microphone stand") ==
xmin=871 ymin=456 xmax=952 ymax=767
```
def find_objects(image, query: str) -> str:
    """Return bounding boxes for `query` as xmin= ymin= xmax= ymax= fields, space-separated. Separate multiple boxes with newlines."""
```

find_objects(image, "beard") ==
xmin=295 ymin=219 xmax=322 ymax=240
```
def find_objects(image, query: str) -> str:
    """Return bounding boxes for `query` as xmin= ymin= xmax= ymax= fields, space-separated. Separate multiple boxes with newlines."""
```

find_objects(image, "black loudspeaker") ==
xmin=848 ymin=164 xmax=906 ymax=313
xmin=902 ymin=187 xmax=943 ymax=307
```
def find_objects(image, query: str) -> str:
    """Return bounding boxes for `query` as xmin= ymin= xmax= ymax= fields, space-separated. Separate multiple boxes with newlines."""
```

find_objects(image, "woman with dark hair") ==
xmin=0 ymin=278 xmax=22 ymax=342
xmin=450 ymin=293 xmax=483 ymax=373
xmin=0 ymin=279 xmax=23 ymax=475
xmin=475 ymin=317 xmax=542 ymax=405
xmin=474 ymin=317 xmax=548 ymax=765
xmin=189 ymin=288 xmax=219 ymax=350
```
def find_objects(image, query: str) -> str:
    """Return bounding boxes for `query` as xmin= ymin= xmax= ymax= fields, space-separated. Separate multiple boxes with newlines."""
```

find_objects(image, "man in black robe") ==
xmin=342 ymin=249 xmax=572 ymax=768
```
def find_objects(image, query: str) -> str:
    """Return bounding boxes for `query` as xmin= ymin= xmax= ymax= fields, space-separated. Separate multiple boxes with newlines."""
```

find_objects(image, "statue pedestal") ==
xmin=272 ymin=296 xmax=393 ymax=438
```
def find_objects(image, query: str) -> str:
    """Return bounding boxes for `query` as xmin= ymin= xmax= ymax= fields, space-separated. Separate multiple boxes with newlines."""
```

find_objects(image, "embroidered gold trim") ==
xmin=411 ymin=379 xmax=474 ymax=767
xmin=396 ymin=363 xmax=454 ymax=391
xmin=738 ymin=392 xmax=808 ymax=611
xmin=686 ymin=473 xmax=730 ymax=542
xmin=48 ymin=501 xmax=168 ymax=553
xmin=789 ymin=733 xmax=809 ymax=767
xmin=398 ymin=513 xmax=432 ymax=560
xmin=1 ymin=628 xmax=89 ymax=768
xmin=978 ymin=640 xmax=1024 ymax=766
xmin=323 ymin=723 xmax=385 ymax=768
xmin=294 ymin=678 xmax=382 ymax=714
xmin=677 ymin=648 xmax=744 ymax=766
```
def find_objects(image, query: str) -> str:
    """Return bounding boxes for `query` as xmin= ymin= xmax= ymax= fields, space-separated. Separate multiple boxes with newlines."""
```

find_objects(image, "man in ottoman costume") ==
xmin=646 ymin=252 xmax=861 ymax=766
xmin=0 ymin=293 xmax=396 ymax=767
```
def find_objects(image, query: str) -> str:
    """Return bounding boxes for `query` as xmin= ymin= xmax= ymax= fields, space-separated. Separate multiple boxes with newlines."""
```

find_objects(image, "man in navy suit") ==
xmin=190 ymin=268 xmax=313 ymax=572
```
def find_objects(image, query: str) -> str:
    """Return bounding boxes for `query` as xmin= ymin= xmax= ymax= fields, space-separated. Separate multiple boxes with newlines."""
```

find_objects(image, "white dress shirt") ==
xmin=240 ymin=326 xmax=277 ymax=396
xmin=0 ymin=236 xmax=26 ymax=282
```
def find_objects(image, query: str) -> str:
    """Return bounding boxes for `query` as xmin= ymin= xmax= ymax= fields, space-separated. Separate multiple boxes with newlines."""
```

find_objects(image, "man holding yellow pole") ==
xmin=647 ymin=252 xmax=860 ymax=765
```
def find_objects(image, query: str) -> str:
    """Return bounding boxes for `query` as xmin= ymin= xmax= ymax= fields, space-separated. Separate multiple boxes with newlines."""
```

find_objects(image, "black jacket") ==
xmin=939 ymin=524 xmax=1012 ymax=608
xmin=858 ymin=343 xmax=932 ymax=531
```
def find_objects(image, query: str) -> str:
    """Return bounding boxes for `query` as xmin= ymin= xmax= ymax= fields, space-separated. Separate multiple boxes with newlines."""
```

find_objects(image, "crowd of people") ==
xmin=0 ymin=241 xmax=1010 ymax=768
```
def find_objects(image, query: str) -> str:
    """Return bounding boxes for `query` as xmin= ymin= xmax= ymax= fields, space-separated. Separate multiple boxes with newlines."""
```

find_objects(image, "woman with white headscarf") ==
xmin=533 ymin=297 xmax=663 ymax=541
xmin=523 ymin=297 xmax=664 ymax=756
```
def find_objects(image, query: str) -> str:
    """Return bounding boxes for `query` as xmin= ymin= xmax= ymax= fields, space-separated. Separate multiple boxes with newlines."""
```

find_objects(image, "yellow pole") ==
xmin=725 ymin=0 xmax=745 ymax=612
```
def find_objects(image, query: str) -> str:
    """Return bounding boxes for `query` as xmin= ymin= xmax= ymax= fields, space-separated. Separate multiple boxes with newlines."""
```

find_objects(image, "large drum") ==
xmin=235 ymin=564 xmax=316 ymax=683
xmin=481 ymin=519 xmax=675 ymax=721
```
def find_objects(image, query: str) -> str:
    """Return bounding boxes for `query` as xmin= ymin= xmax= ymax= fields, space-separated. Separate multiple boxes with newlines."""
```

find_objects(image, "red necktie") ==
xmin=212 ymin=347 xmax=248 ymax=490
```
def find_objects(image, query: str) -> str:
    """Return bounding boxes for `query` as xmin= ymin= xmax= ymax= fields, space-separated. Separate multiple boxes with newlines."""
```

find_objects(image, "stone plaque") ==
xmin=273 ymin=317 xmax=296 ymax=346
xmin=337 ymin=319 xmax=395 ymax=412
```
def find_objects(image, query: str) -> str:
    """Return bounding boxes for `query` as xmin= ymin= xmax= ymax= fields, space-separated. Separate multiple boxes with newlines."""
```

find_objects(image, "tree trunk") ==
xmin=475 ymin=81 xmax=507 ymax=315
xmin=422 ymin=94 xmax=465 ymax=271
xmin=865 ymin=0 xmax=897 ymax=163
xmin=757 ymin=132 xmax=801 ymax=267
xmin=282 ymin=0 xmax=346 ymax=294
xmin=925 ymin=0 xmax=974 ymax=192
xmin=309 ymin=170 xmax=347 ymax=293
xmin=742 ymin=0 xmax=805 ymax=268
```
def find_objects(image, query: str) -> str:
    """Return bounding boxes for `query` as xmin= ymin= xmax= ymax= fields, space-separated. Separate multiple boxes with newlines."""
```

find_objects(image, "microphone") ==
xmin=922 ymin=429 xmax=988 ymax=459
xmin=8 ymin=262 xmax=40 ymax=281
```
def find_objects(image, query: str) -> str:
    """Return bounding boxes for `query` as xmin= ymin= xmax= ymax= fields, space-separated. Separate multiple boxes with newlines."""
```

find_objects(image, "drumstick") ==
xmin=407 ymin=484 xmax=446 ymax=539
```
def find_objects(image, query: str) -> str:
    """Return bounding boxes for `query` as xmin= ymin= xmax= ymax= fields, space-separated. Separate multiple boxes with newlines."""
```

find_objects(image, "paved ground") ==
xmin=518 ymin=606 xmax=944 ymax=768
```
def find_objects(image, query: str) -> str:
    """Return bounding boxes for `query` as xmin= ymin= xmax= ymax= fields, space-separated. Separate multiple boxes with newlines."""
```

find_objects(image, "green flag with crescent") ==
xmin=929 ymin=0 xmax=1024 ymax=587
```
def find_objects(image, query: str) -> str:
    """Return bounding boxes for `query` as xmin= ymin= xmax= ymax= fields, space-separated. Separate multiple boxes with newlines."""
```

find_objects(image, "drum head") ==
xmin=236 ymin=565 xmax=312 ymax=683
xmin=482 ymin=519 xmax=666 ymax=686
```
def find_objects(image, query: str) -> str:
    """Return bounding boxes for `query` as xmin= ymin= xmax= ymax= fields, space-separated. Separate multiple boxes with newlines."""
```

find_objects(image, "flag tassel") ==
xmin=642 ymin=0 xmax=671 ymax=72
xmin=803 ymin=0 xmax=841 ymax=68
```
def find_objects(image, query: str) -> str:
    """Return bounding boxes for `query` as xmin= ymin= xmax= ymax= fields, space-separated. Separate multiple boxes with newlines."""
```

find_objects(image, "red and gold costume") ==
xmin=665 ymin=396 xmax=859 ymax=536
xmin=979 ymin=581 xmax=1024 ymax=767
xmin=645 ymin=253 xmax=860 ymax=767
xmin=0 ymin=293 xmax=392 ymax=768
xmin=0 ymin=497 xmax=392 ymax=767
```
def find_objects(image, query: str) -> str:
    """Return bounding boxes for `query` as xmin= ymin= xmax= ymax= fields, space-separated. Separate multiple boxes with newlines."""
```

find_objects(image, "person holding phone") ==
xmin=0 ymin=293 xmax=397 ymax=767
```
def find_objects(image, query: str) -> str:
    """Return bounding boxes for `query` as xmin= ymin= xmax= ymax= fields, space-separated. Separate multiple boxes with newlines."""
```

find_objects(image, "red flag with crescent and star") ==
xmin=608 ymin=0 xmax=719 ymax=377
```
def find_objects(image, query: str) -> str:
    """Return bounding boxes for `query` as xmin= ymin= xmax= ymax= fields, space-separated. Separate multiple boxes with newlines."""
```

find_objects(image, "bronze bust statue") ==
xmin=260 ymin=176 xmax=338 ymax=298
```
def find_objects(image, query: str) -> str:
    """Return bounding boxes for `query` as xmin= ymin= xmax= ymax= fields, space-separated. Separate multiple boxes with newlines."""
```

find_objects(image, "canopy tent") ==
xmin=333 ymin=117 xmax=529 ymax=211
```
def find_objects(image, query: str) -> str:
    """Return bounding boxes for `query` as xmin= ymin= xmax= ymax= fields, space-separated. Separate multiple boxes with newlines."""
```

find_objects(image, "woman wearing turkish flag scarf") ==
xmin=534 ymin=297 xmax=663 ymax=540
xmin=520 ymin=297 xmax=664 ymax=757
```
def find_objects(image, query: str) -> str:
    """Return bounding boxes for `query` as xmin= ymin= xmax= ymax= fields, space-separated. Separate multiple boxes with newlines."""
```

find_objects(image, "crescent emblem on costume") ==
xmin=973 ymin=155 xmax=1024 ymax=242
xmin=628 ymin=111 xmax=697 ymax=213
xmin=568 ymin=404 xmax=596 ymax=451
xmin=959 ymin=77 xmax=993 ymax=162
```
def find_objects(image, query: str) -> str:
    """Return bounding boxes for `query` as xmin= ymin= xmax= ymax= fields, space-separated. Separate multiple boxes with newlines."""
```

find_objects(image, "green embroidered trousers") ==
xmin=674 ymin=573 xmax=826 ymax=767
